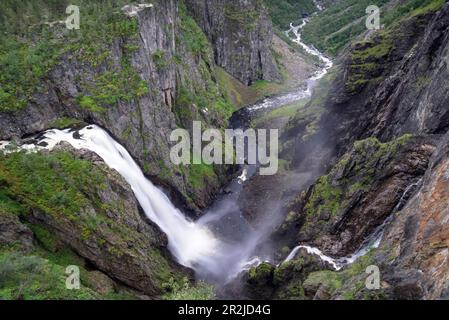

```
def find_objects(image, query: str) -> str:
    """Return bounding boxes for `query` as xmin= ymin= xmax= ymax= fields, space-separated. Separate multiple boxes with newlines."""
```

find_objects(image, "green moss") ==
xmin=162 ymin=277 xmax=216 ymax=300
xmin=152 ymin=49 xmax=169 ymax=70
xmin=249 ymin=262 xmax=274 ymax=280
xmin=0 ymin=0 xmax=140 ymax=113
xmin=78 ymin=64 xmax=149 ymax=113
xmin=28 ymin=224 xmax=59 ymax=252
xmin=178 ymin=2 xmax=212 ymax=59
xmin=304 ymin=175 xmax=343 ymax=217
xmin=345 ymin=32 xmax=393 ymax=93
xmin=49 ymin=117 xmax=85 ymax=129
xmin=185 ymin=163 xmax=217 ymax=190
xmin=351 ymin=39 xmax=393 ymax=62
xmin=0 ymin=190 xmax=23 ymax=216
xmin=304 ymin=270 xmax=343 ymax=293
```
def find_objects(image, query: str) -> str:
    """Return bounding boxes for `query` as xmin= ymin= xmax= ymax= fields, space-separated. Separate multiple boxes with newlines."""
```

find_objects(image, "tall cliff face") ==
xmin=267 ymin=2 xmax=449 ymax=300
xmin=285 ymin=3 xmax=449 ymax=167
xmin=0 ymin=0 xmax=279 ymax=214
xmin=185 ymin=0 xmax=281 ymax=85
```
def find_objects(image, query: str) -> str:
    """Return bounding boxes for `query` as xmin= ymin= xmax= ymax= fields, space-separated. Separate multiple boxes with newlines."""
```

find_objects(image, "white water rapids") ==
xmin=1 ymin=125 xmax=273 ymax=283
xmin=283 ymin=179 xmax=423 ymax=270
xmin=248 ymin=8 xmax=332 ymax=112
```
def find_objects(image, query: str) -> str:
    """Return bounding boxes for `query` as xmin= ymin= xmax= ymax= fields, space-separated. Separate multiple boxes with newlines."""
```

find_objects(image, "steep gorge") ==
xmin=2 ymin=0 xmax=449 ymax=301
xmin=243 ymin=0 xmax=449 ymax=300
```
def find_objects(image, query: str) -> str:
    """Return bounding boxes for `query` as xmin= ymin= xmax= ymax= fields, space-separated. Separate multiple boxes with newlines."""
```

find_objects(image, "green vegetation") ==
xmin=0 ymin=237 xmax=138 ymax=300
xmin=302 ymin=251 xmax=380 ymax=300
xmin=0 ymin=151 xmax=104 ymax=220
xmin=78 ymin=63 xmax=149 ymax=113
xmin=0 ymin=0 xmax=141 ymax=112
xmin=264 ymin=0 xmax=317 ymax=29
xmin=178 ymin=2 xmax=212 ymax=59
xmin=301 ymin=0 xmax=389 ymax=55
xmin=0 ymin=150 xmax=186 ymax=299
xmin=163 ymin=277 xmax=216 ymax=300
xmin=254 ymin=99 xmax=308 ymax=127
xmin=382 ymin=0 xmax=445 ymax=27
xmin=0 ymin=251 xmax=98 ymax=300
xmin=345 ymin=31 xmax=392 ymax=93
xmin=224 ymin=4 xmax=261 ymax=31
xmin=286 ymin=133 xmax=413 ymax=233
xmin=184 ymin=163 xmax=217 ymax=191
xmin=175 ymin=5 xmax=237 ymax=125
xmin=300 ymin=0 xmax=445 ymax=56
xmin=152 ymin=49 xmax=169 ymax=70
xmin=49 ymin=117 xmax=85 ymax=129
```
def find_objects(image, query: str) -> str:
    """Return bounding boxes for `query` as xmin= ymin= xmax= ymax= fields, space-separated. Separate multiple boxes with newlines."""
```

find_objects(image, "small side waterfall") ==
xmin=283 ymin=179 xmax=423 ymax=270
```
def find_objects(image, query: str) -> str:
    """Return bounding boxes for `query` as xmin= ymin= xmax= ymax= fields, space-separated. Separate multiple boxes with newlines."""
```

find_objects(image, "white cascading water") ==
xmin=2 ymin=125 xmax=267 ymax=283
xmin=283 ymin=179 xmax=423 ymax=270
xmin=40 ymin=126 xmax=220 ymax=269
xmin=247 ymin=11 xmax=332 ymax=112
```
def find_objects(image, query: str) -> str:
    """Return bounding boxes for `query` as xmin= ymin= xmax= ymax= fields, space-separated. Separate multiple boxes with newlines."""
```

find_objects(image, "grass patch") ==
xmin=0 ymin=0 xmax=141 ymax=113
xmin=163 ymin=277 xmax=216 ymax=300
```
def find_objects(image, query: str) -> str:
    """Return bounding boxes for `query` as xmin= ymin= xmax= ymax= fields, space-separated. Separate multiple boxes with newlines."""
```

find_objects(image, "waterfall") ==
xmin=1 ymin=125 xmax=270 ymax=283
xmin=39 ymin=126 xmax=221 ymax=269
xmin=283 ymin=179 xmax=423 ymax=270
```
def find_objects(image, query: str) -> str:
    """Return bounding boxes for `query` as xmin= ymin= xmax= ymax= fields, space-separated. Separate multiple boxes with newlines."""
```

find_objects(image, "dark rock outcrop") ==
xmin=373 ymin=131 xmax=449 ymax=299
xmin=185 ymin=0 xmax=281 ymax=85
xmin=241 ymin=249 xmax=331 ymax=300
xmin=0 ymin=211 xmax=34 ymax=252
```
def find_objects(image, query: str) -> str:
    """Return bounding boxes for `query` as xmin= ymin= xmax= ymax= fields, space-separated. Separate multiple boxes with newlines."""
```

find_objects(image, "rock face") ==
xmin=276 ymin=135 xmax=437 ymax=257
xmin=376 ymin=132 xmax=449 ymax=299
xmin=0 ymin=0 xmax=279 ymax=214
xmin=185 ymin=0 xmax=281 ymax=85
xmin=0 ymin=211 xmax=34 ymax=252
xmin=269 ymin=4 xmax=449 ymax=300
xmin=284 ymin=4 xmax=449 ymax=171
